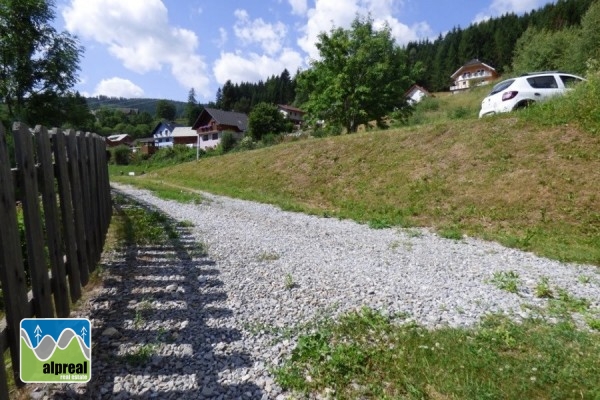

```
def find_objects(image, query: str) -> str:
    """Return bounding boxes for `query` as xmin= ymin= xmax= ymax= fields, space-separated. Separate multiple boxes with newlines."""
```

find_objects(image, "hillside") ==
xmin=85 ymin=96 xmax=188 ymax=117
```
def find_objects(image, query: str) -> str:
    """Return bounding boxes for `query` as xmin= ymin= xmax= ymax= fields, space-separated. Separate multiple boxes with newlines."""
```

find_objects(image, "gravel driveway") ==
xmin=33 ymin=183 xmax=600 ymax=399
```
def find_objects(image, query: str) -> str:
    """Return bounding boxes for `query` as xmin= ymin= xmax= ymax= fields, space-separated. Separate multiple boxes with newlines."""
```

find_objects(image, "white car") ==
xmin=479 ymin=72 xmax=585 ymax=118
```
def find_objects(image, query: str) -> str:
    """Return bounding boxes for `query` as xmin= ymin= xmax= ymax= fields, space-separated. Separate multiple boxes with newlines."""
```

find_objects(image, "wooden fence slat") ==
xmin=34 ymin=125 xmax=70 ymax=318
xmin=65 ymin=130 xmax=89 ymax=285
xmin=99 ymin=138 xmax=112 ymax=238
xmin=0 ymin=330 xmax=11 ymax=397
xmin=85 ymin=133 xmax=101 ymax=265
xmin=0 ymin=125 xmax=29 ymax=389
xmin=12 ymin=122 xmax=54 ymax=318
xmin=51 ymin=128 xmax=82 ymax=302
xmin=77 ymin=133 xmax=95 ymax=272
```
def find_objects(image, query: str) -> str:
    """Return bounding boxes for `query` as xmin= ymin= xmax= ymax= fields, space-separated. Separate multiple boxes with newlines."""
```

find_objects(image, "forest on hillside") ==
xmin=407 ymin=0 xmax=596 ymax=91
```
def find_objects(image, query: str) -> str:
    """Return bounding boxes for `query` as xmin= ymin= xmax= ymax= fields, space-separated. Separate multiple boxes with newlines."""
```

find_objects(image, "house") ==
xmin=450 ymin=59 xmax=498 ymax=93
xmin=151 ymin=121 xmax=182 ymax=148
xmin=172 ymin=127 xmax=197 ymax=146
xmin=192 ymin=108 xmax=248 ymax=150
xmin=105 ymin=134 xmax=133 ymax=148
xmin=405 ymin=84 xmax=431 ymax=104
xmin=135 ymin=137 xmax=157 ymax=155
xmin=278 ymin=104 xmax=305 ymax=126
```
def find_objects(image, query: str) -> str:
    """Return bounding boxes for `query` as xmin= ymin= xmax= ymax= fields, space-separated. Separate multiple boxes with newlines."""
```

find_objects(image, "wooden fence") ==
xmin=0 ymin=122 xmax=112 ymax=397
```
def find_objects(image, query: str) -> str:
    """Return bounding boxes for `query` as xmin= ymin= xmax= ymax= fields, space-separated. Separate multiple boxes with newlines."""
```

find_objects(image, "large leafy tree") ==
xmin=297 ymin=15 xmax=414 ymax=133
xmin=0 ymin=0 xmax=83 ymax=122
xmin=247 ymin=102 xmax=286 ymax=140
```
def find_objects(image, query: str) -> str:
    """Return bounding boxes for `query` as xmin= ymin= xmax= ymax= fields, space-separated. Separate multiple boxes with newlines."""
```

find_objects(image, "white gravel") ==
xmin=35 ymin=183 xmax=600 ymax=399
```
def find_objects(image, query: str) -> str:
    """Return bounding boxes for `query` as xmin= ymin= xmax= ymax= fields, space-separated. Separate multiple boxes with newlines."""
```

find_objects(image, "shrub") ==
xmin=113 ymin=145 xmax=131 ymax=165
xmin=219 ymin=131 xmax=237 ymax=153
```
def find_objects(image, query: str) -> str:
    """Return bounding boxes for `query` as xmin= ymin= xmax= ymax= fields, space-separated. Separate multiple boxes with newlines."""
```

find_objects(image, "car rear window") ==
xmin=526 ymin=75 xmax=558 ymax=89
xmin=489 ymin=79 xmax=515 ymax=95
xmin=560 ymin=75 xmax=583 ymax=87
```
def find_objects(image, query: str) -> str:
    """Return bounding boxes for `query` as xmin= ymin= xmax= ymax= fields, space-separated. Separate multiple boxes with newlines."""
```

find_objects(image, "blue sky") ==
xmin=54 ymin=0 xmax=556 ymax=103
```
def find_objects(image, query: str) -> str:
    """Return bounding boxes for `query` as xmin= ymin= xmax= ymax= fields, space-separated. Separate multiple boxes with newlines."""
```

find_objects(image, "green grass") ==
xmin=275 ymin=307 xmax=600 ymax=399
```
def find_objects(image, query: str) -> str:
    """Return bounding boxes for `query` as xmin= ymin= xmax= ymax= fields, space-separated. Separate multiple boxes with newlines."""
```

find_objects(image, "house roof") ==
xmin=451 ymin=59 xmax=496 ymax=79
xmin=151 ymin=120 xmax=181 ymax=136
xmin=106 ymin=134 xmax=131 ymax=142
xmin=171 ymin=127 xmax=196 ymax=137
xmin=404 ymin=84 xmax=431 ymax=97
xmin=278 ymin=104 xmax=305 ymax=114
xmin=192 ymin=107 xmax=248 ymax=131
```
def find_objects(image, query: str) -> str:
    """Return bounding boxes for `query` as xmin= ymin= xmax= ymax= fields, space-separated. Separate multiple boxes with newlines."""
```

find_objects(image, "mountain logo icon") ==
xmin=20 ymin=318 xmax=91 ymax=383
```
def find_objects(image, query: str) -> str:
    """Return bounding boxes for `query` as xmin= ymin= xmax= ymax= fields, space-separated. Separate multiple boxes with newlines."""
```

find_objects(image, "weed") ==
xmin=133 ymin=310 xmax=144 ymax=328
xmin=178 ymin=220 xmax=194 ymax=228
xmin=285 ymin=273 xmax=296 ymax=290
xmin=548 ymin=288 xmax=590 ymax=315
xmin=125 ymin=343 xmax=156 ymax=366
xmin=578 ymin=275 xmax=591 ymax=284
xmin=404 ymin=228 xmax=423 ymax=238
xmin=534 ymin=276 xmax=553 ymax=298
xmin=489 ymin=271 xmax=520 ymax=294
xmin=258 ymin=252 xmax=280 ymax=262
xmin=438 ymin=225 xmax=463 ymax=240
xmin=586 ymin=316 xmax=600 ymax=331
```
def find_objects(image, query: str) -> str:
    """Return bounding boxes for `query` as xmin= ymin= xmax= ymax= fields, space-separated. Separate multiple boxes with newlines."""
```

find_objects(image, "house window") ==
xmin=212 ymin=133 xmax=219 ymax=140
xmin=202 ymin=135 xmax=208 ymax=141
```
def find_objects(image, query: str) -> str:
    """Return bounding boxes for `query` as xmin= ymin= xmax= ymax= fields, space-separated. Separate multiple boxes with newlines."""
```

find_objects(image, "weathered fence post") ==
xmin=0 ymin=124 xmax=30 ymax=388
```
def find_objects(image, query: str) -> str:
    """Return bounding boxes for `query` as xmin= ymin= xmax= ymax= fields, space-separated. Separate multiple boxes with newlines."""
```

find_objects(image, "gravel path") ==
xmin=33 ymin=183 xmax=599 ymax=399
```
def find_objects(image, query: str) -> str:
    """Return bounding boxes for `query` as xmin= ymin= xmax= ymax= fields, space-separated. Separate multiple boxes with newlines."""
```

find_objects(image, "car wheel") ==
xmin=514 ymin=100 xmax=534 ymax=111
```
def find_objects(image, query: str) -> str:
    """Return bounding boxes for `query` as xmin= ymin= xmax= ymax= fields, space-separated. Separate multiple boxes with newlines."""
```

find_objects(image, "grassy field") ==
xmin=112 ymin=80 xmax=600 ymax=266
xmin=109 ymin=77 xmax=600 ymax=398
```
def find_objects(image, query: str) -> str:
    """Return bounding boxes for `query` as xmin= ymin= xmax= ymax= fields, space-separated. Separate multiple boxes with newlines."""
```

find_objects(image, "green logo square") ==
xmin=20 ymin=318 xmax=91 ymax=383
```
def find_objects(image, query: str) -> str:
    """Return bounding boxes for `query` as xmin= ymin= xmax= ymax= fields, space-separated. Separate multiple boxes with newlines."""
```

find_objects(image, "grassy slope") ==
xmin=113 ymin=83 xmax=600 ymax=266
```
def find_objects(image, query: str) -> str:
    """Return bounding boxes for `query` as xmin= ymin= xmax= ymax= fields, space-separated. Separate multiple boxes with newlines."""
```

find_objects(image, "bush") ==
xmin=237 ymin=135 xmax=256 ymax=151
xmin=219 ymin=131 xmax=237 ymax=153
xmin=113 ymin=145 xmax=131 ymax=165
xmin=261 ymin=133 xmax=282 ymax=146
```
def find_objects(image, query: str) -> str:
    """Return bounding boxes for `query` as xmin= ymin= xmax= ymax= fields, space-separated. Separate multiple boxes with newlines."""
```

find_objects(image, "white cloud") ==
xmin=215 ymin=27 xmax=228 ymax=48
xmin=62 ymin=0 xmax=211 ymax=97
xmin=297 ymin=0 xmax=431 ymax=61
xmin=475 ymin=0 xmax=549 ymax=23
xmin=93 ymin=77 xmax=145 ymax=97
xmin=288 ymin=0 xmax=308 ymax=15
xmin=233 ymin=9 xmax=287 ymax=55
xmin=213 ymin=49 xmax=303 ymax=85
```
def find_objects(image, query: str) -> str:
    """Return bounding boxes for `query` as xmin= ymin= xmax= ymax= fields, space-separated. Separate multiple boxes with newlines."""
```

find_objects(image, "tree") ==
xmin=155 ymin=99 xmax=176 ymax=121
xmin=184 ymin=88 xmax=202 ymax=125
xmin=576 ymin=0 xmax=600 ymax=72
xmin=0 ymin=0 xmax=83 ymax=122
xmin=247 ymin=102 xmax=286 ymax=141
xmin=512 ymin=26 xmax=581 ymax=74
xmin=296 ymin=15 xmax=413 ymax=133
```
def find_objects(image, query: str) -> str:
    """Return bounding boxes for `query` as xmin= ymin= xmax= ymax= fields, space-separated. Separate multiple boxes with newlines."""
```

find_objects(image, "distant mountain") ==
xmin=84 ymin=96 xmax=188 ymax=117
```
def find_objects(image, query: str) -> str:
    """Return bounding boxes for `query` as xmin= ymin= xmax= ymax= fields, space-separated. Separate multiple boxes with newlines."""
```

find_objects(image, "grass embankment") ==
xmin=113 ymin=107 xmax=599 ymax=266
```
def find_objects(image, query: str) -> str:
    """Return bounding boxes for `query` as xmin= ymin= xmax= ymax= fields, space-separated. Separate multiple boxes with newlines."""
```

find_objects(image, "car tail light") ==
xmin=502 ymin=91 xmax=518 ymax=101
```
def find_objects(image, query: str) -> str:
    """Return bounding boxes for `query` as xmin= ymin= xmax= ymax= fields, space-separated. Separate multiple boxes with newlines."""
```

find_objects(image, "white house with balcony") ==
xmin=450 ymin=59 xmax=498 ymax=93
